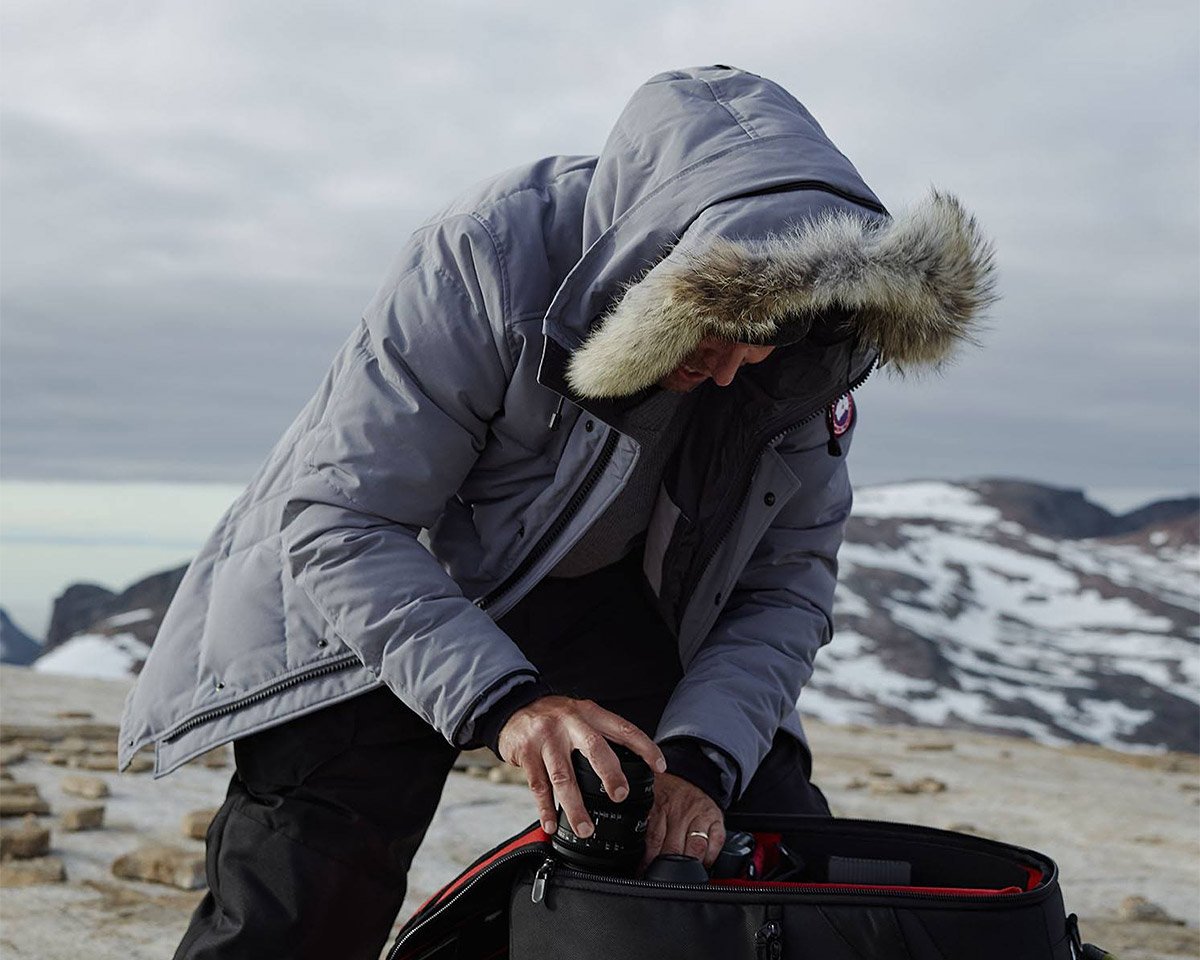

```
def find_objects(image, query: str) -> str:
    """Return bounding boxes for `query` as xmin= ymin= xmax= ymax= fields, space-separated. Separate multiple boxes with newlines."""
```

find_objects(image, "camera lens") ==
xmin=550 ymin=744 xmax=654 ymax=874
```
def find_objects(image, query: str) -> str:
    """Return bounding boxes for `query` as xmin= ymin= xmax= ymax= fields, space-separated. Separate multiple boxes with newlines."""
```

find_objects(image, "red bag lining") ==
xmin=710 ymin=878 xmax=1024 ymax=896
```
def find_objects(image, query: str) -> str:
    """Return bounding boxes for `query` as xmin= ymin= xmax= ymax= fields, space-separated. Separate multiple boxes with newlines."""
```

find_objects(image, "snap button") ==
xmin=764 ymin=492 xmax=776 ymax=506
xmin=714 ymin=593 xmax=722 ymax=606
xmin=215 ymin=681 xmax=224 ymax=690
xmin=585 ymin=420 xmax=594 ymax=432
xmin=317 ymin=639 xmax=328 ymax=648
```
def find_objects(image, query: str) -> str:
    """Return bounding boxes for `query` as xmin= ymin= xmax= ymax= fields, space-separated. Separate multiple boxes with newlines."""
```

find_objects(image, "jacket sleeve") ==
xmin=654 ymin=401 xmax=859 ymax=805
xmin=280 ymin=214 xmax=543 ymax=748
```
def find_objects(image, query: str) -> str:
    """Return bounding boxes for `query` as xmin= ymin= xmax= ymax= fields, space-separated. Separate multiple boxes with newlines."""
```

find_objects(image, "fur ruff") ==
xmin=565 ymin=189 xmax=998 ymax=399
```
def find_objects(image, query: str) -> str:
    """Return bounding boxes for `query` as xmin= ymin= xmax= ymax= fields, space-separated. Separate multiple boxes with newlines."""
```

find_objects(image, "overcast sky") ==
xmin=2 ymin=0 xmax=1197 ymax=500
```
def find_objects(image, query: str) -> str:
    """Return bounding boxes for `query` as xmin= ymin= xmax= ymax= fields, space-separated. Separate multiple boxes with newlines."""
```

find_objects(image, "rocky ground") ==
xmin=0 ymin=666 xmax=1196 ymax=959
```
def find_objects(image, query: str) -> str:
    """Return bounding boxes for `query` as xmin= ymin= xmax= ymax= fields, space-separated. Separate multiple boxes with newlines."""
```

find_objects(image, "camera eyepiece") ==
xmin=550 ymin=744 xmax=654 ymax=875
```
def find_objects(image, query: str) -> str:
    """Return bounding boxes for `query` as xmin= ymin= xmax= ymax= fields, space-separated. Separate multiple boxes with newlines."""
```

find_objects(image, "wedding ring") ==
xmin=687 ymin=830 xmax=710 ymax=840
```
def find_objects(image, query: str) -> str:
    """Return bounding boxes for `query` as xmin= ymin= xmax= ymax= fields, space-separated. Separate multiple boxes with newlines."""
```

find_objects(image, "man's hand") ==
xmin=641 ymin=772 xmax=726 ymax=871
xmin=497 ymin=695 xmax=667 ymax=839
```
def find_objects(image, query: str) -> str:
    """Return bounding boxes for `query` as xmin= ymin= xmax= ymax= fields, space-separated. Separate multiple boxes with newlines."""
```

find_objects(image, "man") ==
xmin=119 ymin=65 xmax=995 ymax=958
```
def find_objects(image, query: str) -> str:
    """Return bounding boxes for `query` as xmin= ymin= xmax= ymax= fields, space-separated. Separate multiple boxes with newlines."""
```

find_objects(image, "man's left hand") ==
xmin=641 ymin=771 xmax=725 ymax=871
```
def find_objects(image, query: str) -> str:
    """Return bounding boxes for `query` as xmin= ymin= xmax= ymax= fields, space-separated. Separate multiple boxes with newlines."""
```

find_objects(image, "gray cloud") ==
xmin=2 ymin=0 xmax=1197 ymax=496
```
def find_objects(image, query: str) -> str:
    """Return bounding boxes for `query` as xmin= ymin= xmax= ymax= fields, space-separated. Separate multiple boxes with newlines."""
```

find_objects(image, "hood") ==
xmin=537 ymin=65 xmax=996 ymax=401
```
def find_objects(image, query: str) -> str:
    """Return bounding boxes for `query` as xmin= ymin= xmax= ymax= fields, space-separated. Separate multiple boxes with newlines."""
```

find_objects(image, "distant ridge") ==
xmin=29 ymin=478 xmax=1200 ymax=753
xmin=0 ymin=608 xmax=42 ymax=666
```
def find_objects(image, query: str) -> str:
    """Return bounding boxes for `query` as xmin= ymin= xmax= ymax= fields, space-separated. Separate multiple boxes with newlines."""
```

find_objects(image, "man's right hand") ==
xmin=497 ymin=695 xmax=666 ymax=838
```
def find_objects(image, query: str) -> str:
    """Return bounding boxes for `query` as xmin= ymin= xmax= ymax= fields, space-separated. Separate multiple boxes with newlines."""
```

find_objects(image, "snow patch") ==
xmin=33 ymin=632 xmax=149 ymax=680
xmin=853 ymin=482 xmax=1002 ymax=526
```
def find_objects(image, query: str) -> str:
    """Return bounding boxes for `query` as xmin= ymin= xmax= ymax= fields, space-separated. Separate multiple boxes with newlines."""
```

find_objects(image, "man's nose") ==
xmin=710 ymin=345 xmax=747 ymax=387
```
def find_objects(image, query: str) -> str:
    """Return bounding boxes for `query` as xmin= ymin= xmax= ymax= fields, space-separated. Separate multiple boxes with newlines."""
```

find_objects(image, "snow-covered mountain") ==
xmin=805 ymin=480 xmax=1199 ymax=753
xmin=30 ymin=479 xmax=1200 ymax=753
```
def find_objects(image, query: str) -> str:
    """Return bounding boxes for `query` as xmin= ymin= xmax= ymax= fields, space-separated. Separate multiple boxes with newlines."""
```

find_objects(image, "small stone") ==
xmin=54 ymin=710 xmax=94 ymax=721
xmin=16 ymin=739 xmax=55 ymax=753
xmin=0 ymin=856 xmax=65 ymax=886
xmin=0 ymin=815 xmax=51 ymax=859
xmin=124 ymin=755 xmax=154 ymax=774
xmin=45 ymin=753 xmax=71 ymax=767
xmin=1116 ymin=895 xmax=1185 ymax=925
xmin=868 ymin=776 xmax=947 ymax=796
xmin=465 ymin=766 xmax=489 ymax=779
xmin=57 ymin=737 xmax=89 ymax=756
xmin=0 ymin=771 xmax=11 ymax=781
xmin=947 ymin=822 xmax=981 ymax=836
xmin=112 ymin=844 xmax=207 ymax=890
xmin=868 ymin=767 xmax=894 ymax=778
xmin=912 ymin=776 xmax=948 ymax=794
xmin=1132 ymin=834 xmax=1165 ymax=845
xmin=1179 ymin=781 xmax=1200 ymax=792
xmin=905 ymin=741 xmax=954 ymax=752
xmin=486 ymin=765 xmax=526 ymax=785
xmin=0 ymin=745 xmax=26 ymax=766
xmin=198 ymin=747 xmax=229 ymax=769
xmin=0 ymin=784 xmax=50 ymax=817
xmin=843 ymin=777 xmax=868 ymax=791
xmin=61 ymin=774 xmax=109 ymax=800
xmin=61 ymin=805 xmax=105 ymax=832
xmin=453 ymin=749 xmax=498 ymax=773
xmin=182 ymin=808 xmax=218 ymax=840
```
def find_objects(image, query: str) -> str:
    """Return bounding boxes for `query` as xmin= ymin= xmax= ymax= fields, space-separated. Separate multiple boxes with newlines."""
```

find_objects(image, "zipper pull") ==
xmin=754 ymin=919 xmax=783 ymax=960
xmin=531 ymin=857 xmax=556 ymax=905
xmin=548 ymin=396 xmax=566 ymax=431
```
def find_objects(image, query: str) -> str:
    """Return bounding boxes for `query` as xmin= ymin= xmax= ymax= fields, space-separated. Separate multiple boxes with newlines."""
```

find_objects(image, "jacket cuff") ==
xmin=474 ymin=677 xmax=553 ymax=758
xmin=658 ymin=736 xmax=740 ymax=809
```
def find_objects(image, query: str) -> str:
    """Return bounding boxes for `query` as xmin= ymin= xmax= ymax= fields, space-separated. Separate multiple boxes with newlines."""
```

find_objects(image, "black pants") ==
xmin=174 ymin=551 xmax=830 ymax=960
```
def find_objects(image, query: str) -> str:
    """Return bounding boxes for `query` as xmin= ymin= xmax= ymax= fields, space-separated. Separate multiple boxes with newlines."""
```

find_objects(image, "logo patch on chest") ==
xmin=829 ymin=393 xmax=855 ymax=436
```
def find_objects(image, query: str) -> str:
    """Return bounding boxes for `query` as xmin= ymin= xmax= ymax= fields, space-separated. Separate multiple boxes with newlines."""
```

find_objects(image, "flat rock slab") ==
xmin=0 ymin=815 xmax=51 ymax=859
xmin=112 ymin=844 xmax=207 ymax=891
xmin=74 ymin=754 xmax=120 ymax=772
xmin=0 ymin=855 xmax=65 ymax=886
xmin=182 ymin=808 xmax=218 ymax=840
xmin=61 ymin=774 xmax=110 ymax=799
xmin=0 ymin=783 xmax=51 ymax=817
xmin=62 ymin=805 xmax=106 ymax=832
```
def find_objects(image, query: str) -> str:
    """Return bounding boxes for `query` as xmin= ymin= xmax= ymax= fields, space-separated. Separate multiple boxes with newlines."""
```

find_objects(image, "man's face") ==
xmin=657 ymin=336 xmax=777 ymax=393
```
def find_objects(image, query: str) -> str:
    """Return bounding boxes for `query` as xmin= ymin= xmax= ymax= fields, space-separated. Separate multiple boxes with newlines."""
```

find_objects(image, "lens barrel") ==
xmin=550 ymin=744 xmax=654 ymax=874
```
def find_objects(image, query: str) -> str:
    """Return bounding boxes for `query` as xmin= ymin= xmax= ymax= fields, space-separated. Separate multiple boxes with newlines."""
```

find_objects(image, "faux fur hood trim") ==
xmin=565 ymin=189 xmax=998 ymax=399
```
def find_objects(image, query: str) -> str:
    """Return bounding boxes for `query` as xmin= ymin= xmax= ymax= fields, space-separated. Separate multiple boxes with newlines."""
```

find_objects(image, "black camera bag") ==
xmin=388 ymin=815 xmax=1112 ymax=960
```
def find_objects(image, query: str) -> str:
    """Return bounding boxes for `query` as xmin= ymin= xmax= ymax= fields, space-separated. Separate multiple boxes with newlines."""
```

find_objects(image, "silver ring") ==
xmin=687 ymin=830 xmax=709 ymax=840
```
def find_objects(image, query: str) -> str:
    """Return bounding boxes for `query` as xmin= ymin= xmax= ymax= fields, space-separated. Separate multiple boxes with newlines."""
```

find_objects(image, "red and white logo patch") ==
xmin=829 ymin=393 xmax=855 ymax=436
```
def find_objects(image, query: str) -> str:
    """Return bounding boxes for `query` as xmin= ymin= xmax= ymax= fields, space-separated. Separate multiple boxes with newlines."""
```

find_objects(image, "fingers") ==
xmin=521 ymin=761 xmax=558 ymax=836
xmin=642 ymin=797 xmax=667 ymax=870
xmin=684 ymin=816 xmax=725 ymax=868
xmin=583 ymin=702 xmax=667 ymax=775
xmin=543 ymin=740 xmax=593 ymax=838
xmin=573 ymin=726 xmax=629 ymax=803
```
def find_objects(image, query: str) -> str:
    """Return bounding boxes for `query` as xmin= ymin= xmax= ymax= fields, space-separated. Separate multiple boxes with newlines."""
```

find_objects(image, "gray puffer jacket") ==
xmin=119 ymin=65 xmax=995 ymax=795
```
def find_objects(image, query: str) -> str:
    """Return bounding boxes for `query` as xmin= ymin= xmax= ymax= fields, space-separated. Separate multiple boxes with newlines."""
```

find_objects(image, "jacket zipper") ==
xmin=387 ymin=846 xmax=549 ymax=960
xmin=160 ymin=652 xmax=361 ymax=743
xmin=475 ymin=426 xmax=621 ymax=612
xmin=677 ymin=354 xmax=878 ymax=624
